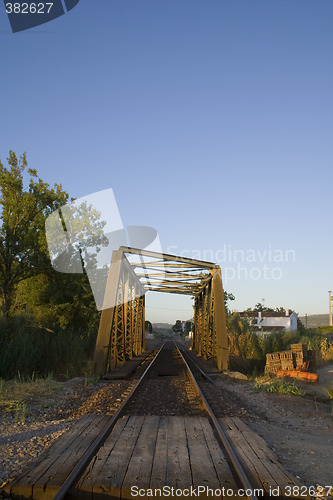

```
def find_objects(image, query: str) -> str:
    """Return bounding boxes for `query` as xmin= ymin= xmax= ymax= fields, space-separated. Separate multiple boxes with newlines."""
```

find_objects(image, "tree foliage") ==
xmin=224 ymin=290 xmax=235 ymax=317
xmin=172 ymin=319 xmax=183 ymax=335
xmin=0 ymin=151 xmax=107 ymax=335
xmin=145 ymin=320 xmax=153 ymax=334
xmin=0 ymin=151 xmax=68 ymax=320
xmin=184 ymin=320 xmax=192 ymax=336
xmin=0 ymin=152 xmax=106 ymax=378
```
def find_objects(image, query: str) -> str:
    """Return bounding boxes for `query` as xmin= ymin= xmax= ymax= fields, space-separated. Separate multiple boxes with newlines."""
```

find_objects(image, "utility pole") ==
xmin=329 ymin=291 xmax=332 ymax=327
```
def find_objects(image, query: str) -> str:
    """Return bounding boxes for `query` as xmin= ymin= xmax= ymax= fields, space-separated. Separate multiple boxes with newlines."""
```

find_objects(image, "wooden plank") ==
xmin=220 ymin=417 xmax=277 ymax=492
xmin=78 ymin=416 xmax=129 ymax=485
xmin=121 ymin=416 xmax=160 ymax=499
xmin=34 ymin=415 xmax=111 ymax=499
xmin=227 ymin=418 xmax=304 ymax=488
xmin=199 ymin=418 xmax=239 ymax=492
xmin=220 ymin=417 xmax=310 ymax=499
xmin=166 ymin=416 xmax=192 ymax=489
xmin=87 ymin=415 xmax=145 ymax=498
xmin=185 ymin=417 xmax=221 ymax=491
xmin=6 ymin=414 xmax=97 ymax=499
xmin=225 ymin=417 xmax=277 ymax=461
xmin=75 ymin=416 xmax=129 ymax=500
xmin=149 ymin=416 xmax=169 ymax=488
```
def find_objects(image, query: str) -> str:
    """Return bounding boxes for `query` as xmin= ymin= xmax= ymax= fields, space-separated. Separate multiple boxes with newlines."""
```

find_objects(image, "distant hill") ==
xmin=299 ymin=314 xmax=330 ymax=328
xmin=153 ymin=323 xmax=173 ymax=329
xmin=152 ymin=322 xmax=174 ymax=336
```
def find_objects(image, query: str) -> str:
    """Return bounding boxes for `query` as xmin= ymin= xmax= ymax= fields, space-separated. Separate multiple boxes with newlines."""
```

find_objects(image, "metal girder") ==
xmin=144 ymin=287 xmax=195 ymax=295
xmin=121 ymin=246 xmax=216 ymax=269
xmin=93 ymin=251 xmax=146 ymax=375
xmin=93 ymin=247 xmax=229 ymax=376
xmin=192 ymin=269 xmax=228 ymax=370
xmin=211 ymin=267 xmax=229 ymax=370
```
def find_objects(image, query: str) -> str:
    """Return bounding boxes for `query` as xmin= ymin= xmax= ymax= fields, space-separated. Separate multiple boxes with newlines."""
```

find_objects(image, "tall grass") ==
xmin=0 ymin=316 xmax=96 ymax=380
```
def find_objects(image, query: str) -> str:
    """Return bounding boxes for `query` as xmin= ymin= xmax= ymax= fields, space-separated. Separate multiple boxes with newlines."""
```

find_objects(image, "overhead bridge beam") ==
xmin=93 ymin=247 xmax=229 ymax=376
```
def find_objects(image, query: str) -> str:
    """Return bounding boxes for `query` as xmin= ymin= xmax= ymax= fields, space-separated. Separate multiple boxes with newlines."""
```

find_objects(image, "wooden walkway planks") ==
xmin=185 ymin=417 xmax=226 ymax=490
xmin=3 ymin=414 xmax=309 ymax=499
xmin=164 ymin=416 xmax=192 ymax=489
xmin=4 ymin=414 xmax=113 ymax=500
xmin=76 ymin=415 xmax=138 ymax=499
xmin=121 ymin=416 xmax=160 ymax=499
xmin=77 ymin=416 xmax=239 ymax=499
xmin=149 ymin=415 xmax=169 ymax=489
xmin=219 ymin=417 xmax=310 ymax=499
xmin=200 ymin=417 xmax=238 ymax=491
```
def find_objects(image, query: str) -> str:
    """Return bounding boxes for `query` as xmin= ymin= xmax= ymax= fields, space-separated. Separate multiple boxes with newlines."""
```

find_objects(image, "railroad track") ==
xmin=3 ymin=341 xmax=308 ymax=500
xmin=52 ymin=341 xmax=260 ymax=500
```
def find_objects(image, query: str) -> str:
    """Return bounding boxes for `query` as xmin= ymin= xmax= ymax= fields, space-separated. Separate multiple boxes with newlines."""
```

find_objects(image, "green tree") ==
xmin=145 ymin=320 xmax=153 ymax=334
xmin=224 ymin=290 xmax=235 ymax=317
xmin=297 ymin=316 xmax=305 ymax=333
xmin=275 ymin=306 xmax=286 ymax=313
xmin=252 ymin=302 xmax=274 ymax=312
xmin=0 ymin=152 xmax=68 ymax=322
xmin=184 ymin=320 xmax=192 ymax=336
xmin=246 ymin=332 xmax=264 ymax=360
xmin=16 ymin=270 xmax=99 ymax=335
xmin=0 ymin=151 xmax=107 ymax=325
xmin=226 ymin=313 xmax=250 ymax=356
xmin=271 ymin=331 xmax=284 ymax=352
xmin=172 ymin=320 xmax=183 ymax=335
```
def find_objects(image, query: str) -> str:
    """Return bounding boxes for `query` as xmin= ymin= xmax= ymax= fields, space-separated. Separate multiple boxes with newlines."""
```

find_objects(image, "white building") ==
xmin=239 ymin=309 xmax=298 ymax=336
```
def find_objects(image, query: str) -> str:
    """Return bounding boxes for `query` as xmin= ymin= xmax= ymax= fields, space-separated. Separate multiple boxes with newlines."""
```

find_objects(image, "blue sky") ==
xmin=1 ymin=0 xmax=332 ymax=322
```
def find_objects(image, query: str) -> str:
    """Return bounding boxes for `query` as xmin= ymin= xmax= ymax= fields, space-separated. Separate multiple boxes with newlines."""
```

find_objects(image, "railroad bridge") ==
xmin=93 ymin=247 xmax=229 ymax=376
xmin=3 ymin=248 xmax=310 ymax=500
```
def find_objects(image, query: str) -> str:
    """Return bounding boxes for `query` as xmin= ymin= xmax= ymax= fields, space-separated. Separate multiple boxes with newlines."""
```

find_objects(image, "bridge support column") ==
xmin=192 ymin=267 xmax=229 ymax=371
xmin=211 ymin=267 xmax=229 ymax=371
xmin=93 ymin=250 xmax=146 ymax=376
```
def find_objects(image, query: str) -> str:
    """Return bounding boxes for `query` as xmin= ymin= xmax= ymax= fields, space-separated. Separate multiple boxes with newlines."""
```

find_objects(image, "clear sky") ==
xmin=1 ymin=0 xmax=332 ymax=323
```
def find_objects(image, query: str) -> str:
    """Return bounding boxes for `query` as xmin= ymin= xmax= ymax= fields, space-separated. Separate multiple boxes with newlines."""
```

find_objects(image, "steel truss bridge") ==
xmin=93 ymin=247 xmax=229 ymax=375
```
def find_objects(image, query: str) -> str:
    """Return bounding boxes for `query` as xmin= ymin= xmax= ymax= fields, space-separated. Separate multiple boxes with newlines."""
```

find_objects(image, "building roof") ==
xmin=254 ymin=325 xmax=285 ymax=331
xmin=239 ymin=310 xmax=294 ymax=318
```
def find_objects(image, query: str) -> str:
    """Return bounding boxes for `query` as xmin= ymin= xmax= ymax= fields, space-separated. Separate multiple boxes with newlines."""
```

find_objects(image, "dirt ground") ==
xmin=217 ymin=363 xmax=333 ymax=490
xmin=316 ymin=364 xmax=333 ymax=388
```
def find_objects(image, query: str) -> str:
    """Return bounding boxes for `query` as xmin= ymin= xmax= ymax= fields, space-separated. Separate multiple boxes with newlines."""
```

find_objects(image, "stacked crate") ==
xmin=279 ymin=351 xmax=295 ymax=371
xmin=290 ymin=344 xmax=307 ymax=368
xmin=265 ymin=343 xmax=316 ymax=374
xmin=265 ymin=352 xmax=282 ymax=374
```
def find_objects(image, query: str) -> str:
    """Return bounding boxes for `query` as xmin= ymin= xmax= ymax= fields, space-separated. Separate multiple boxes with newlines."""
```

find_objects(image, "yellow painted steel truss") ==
xmin=93 ymin=247 xmax=229 ymax=375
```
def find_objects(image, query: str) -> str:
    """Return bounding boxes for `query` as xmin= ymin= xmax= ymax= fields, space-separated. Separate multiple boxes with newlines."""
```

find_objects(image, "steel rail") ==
xmin=53 ymin=342 xmax=166 ymax=500
xmin=178 ymin=346 xmax=218 ymax=385
xmin=175 ymin=342 xmax=259 ymax=500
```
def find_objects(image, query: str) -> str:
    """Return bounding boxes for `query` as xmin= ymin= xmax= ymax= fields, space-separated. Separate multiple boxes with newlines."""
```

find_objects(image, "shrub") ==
xmin=255 ymin=380 xmax=305 ymax=397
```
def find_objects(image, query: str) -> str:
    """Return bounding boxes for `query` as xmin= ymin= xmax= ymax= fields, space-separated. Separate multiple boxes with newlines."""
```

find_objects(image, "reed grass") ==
xmin=0 ymin=316 xmax=96 ymax=380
